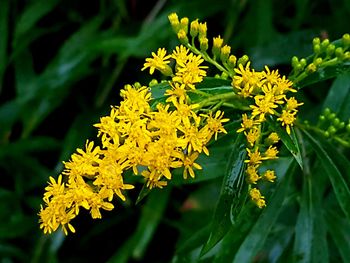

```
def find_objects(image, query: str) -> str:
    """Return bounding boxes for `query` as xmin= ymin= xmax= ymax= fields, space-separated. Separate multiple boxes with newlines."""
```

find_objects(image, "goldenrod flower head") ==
xmin=245 ymin=128 xmax=260 ymax=147
xmin=220 ymin=45 xmax=231 ymax=62
xmin=172 ymin=53 xmax=208 ymax=89
xmin=249 ymin=188 xmax=266 ymax=208
xmin=263 ymin=146 xmax=279 ymax=160
xmin=246 ymin=165 xmax=260 ymax=184
xmin=172 ymin=45 xmax=190 ymax=65
xmin=277 ymin=110 xmax=297 ymax=134
xmin=265 ymin=132 xmax=280 ymax=145
xmin=142 ymin=48 xmax=172 ymax=75
xmin=286 ymin=97 xmax=303 ymax=111
xmin=245 ymin=148 xmax=263 ymax=165
xmin=182 ymin=152 xmax=202 ymax=179
xmin=237 ymin=113 xmax=258 ymax=133
xmin=180 ymin=17 xmax=189 ymax=32
xmin=262 ymin=170 xmax=276 ymax=182
xmin=212 ymin=36 xmax=224 ymax=57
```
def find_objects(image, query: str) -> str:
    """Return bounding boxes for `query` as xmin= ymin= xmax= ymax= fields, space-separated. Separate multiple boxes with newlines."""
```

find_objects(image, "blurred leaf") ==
xmin=0 ymin=100 xmax=21 ymax=141
xmin=14 ymin=50 xmax=36 ymax=97
xmin=267 ymin=117 xmax=303 ymax=169
xmin=0 ymin=0 xmax=9 ymax=92
xmin=0 ymin=215 xmax=36 ymax=238
xmin=14 ymin=0 xmax=59 ymax=45
xmin=302 ymin=129 xmax=350 ymax=220
xmin=250 ymin=30 xmax=316 ymax=70
xmin=233 ymin=161 xmax=297 ymax=263
xmin=19 ymin=17 xmax=104 ymax=137
xmin=176 ymin=225 xmax=211 ymax=255
xmin=322 ymin=72 xmax=350 ymax=119
xmin=311 ymin=166 xmax=329 ymax=263
xmin=294 ymin=62 xmax=350 ymax=89
xmin=200 ymin=134 xmax=246 ymax=256
xmin=212 ymin=203 xmax=259 ymax=263
xmin=0 ymin=136 xmax=60 ymax=159
xmin=293 ymin=173 xmax=312 ymax=262
xmin=93 ymin=13 xmax=172 ymax=58
xmin=325 ymin=210 xmax=350 ymax=262
xmin=108 ymin=188 xmax=170 ymax=263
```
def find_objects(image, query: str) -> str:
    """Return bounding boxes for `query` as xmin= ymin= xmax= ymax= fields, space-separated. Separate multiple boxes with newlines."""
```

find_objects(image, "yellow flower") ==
xmin=165 ymin=82 xmax=187 ymax=104
xmin=286 ymin=97 xmax=303 ymax=111
xmin=262 ymin=66 xmax=280 ymax=84
xmin=262 ymin=170 xmax=276 ymax=182
xmin=172 ymin=53 xmax=208 ymax=89
xmin=265 ymin=132 xmax=280 ymax=145
xmin=277 ymin=110 xmax=296 ymax=134
xmin=246 ymin=165 xmax=260 ymax=184
xmin=201 ymin=110 xmax=229 ymax=140
xmin=237 ymin=113 xmax=258 ymax=133
xmin=142 ymin=48 xmax=172 ymax=75
xmin=172 ymin=45 xmax=190 ymax=65
xmin=182 ymin=152 xmax=202 ymax=179
xmin=245 ymin=148 xmax=263 ymax=165
xmin=245 ymin=128 xmax=260 ymax=147
xmin=249 ymin=188 xmax=266 ymax=208
xmin=263 ymin=146 xmax=279 ymax=159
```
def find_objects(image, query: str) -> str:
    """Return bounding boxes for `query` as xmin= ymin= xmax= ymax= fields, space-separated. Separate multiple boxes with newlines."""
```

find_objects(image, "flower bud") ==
xmin=168 ymin=13 xmax=180 ymax=33
xmin=237 ymin=55 xmax=249 ymax=66
xmin=326 ymin=44 xmax=335 ymax=56
xmin=291 ymin=56 xmax=299 ymax=67
xmin=199 ymin=37 xmax=208 ymax=51
xmin=328 ymin=126 xmax=336 ymax=135
xmin=300 ymin=58 xmax=307 ymax=68
xmin=198 ymin=22 xmax=207 ymax=38
xmin=313 ymin=37 xmax=320 ymax=46
xmin=228 ymin=55 xmax=237 ymax=68
xmin=180 ymin=17 xmax=189 ymax=34
xmin=342 ymin=33 xmax=350 ymax=47
xmin=177 ymin=29 xmax=189 ymax=44
xmin=306 ymin=63 xmax=317 ymax=74
xmin=335 ymin=47 xmax=344 ymax=59
xmin=220 ymin=45 xmax=231 ymax=62
xmin=313 ymin=44 xmax=321 ymax=54
xmin=212 ymin=36 xmax=224 ymax=58
xmin=190 ymin=19 xmax=199 ymax=38
xmin=314 ymin=57 xmax=323 ymax=66
xmin=149 ymin=79 xmax=158 ymax=87
xmin=321 ymin=39 xmax=330 ymax=50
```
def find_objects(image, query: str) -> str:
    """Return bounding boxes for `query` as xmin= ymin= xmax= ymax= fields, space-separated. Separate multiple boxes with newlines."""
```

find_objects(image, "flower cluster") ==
xmin=39 ymin=40 xmax=228 ymax=235
xmin=234 ymin=63 xmax=303 ymax=207
xmin=39 ymin=12 xmax=305 ymax=235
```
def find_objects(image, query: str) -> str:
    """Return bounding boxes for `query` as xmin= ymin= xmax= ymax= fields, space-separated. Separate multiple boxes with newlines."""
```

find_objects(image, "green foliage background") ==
xmin=0 ymin=0 xmax=350 ymax=262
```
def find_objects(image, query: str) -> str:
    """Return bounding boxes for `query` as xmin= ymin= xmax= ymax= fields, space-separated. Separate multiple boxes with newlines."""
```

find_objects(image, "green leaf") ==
xmin=176 ymin=225 xmax=211 ymax=255
xmin=322 ymin=72 xmax=350 ymax=119
xmin=294 ymin=62 xmax=350 ymax=89
xmin=107 ymin=188 xmax=171 ymax=263
xmin=14 ymin=0 xmax=59 ymax=45
xmin=267 ymin=117 xmax=303 ymax=169
xmin=0 ymin=0 xmax=9 ymax=91
xmin=293 ymin=173 xmax=313 ymax=262
xmin=325 ymin=210 xmax=350 ymax=263
xmin=311 ymin=166 xmax=329 ymax=263
xmin=302 ymin=129 xmax=350 ymax=220
xmin=200 ymin=134 xmax=247 ymax=256
xmin=233 ymin=161 xmax=297 ymax=263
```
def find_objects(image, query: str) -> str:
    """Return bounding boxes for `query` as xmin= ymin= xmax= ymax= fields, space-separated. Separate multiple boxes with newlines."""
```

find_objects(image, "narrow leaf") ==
xmin=233 ymin=161 xmax=297 ymax=263
xmin=302 ymin=129 xmax=350 ymax=220
xmin=325 ymin=210 xmax=350 ymax=263
xmin=267 ymin=117 xmax=303 ymax=169
xmin=293 ymin=173 xmax=313 ymax=263
xmin=200 ymin=134 xmax=247 ymax=256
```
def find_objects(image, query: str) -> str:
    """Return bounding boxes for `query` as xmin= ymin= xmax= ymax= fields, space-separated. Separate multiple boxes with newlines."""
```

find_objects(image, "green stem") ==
xmin=185 ymin=43 xmax=232 ymax=77
xmin=297 ymin=122 xmax=350 ymax=147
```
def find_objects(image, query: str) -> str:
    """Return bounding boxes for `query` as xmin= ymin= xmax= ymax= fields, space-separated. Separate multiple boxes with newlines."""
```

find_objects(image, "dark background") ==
xmin=0 ymin=0 xmax=349 ymax=262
